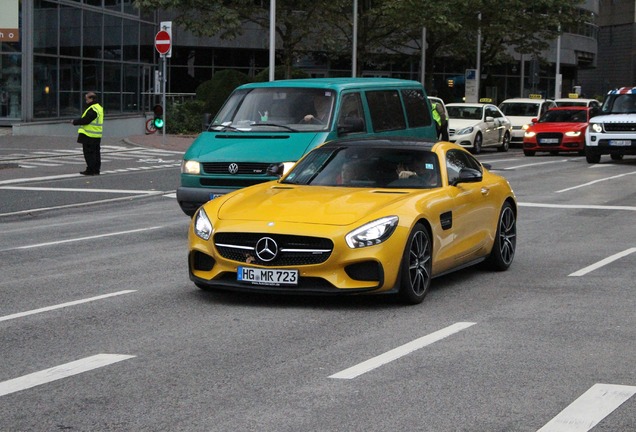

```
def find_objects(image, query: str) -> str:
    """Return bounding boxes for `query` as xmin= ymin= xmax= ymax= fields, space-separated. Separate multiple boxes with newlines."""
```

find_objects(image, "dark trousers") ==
xmin=80 ymin=137 xmax=101 ymax=173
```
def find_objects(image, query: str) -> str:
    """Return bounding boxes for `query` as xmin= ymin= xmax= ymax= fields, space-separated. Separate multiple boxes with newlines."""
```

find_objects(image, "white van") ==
xmin=499 ymin=97 xmax=556 ymax=145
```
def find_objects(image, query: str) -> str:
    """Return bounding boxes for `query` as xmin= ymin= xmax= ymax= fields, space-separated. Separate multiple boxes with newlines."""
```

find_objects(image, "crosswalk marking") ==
xmin=537 ymin=383 xmax=636 ymax=431
xmin=0 ymin=354 xmax=135 ymax=397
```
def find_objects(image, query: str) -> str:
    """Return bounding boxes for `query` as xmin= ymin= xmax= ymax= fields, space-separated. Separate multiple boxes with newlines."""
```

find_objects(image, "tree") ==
xmin=134 ymin=0 xmax=329 ymax=79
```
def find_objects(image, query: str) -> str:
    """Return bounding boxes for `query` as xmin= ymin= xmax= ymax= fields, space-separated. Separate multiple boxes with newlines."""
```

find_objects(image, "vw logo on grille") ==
xmin=228 ymin=163 xmax=239 ymax=174
xmin=255 ymin=237 xmax=278 ymax=262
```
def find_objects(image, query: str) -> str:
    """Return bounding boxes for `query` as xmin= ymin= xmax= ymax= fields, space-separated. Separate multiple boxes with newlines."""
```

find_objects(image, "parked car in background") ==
xmin=585 ymin=87 xmax=636 ymax=163
xmin=554 ymin=97 xmax=601 ymax=110
xmin=177 ymin=78 xmax=438 ymax=216
xmin=188 ymin=137 xmax=517 ymax=305
xmin=499 ymin=97 xmax=556 ymax=146
xmin=523 ymin=106 xmax=591 ymax=156
xmin=446 ymin=102 xmax=512 ymax=153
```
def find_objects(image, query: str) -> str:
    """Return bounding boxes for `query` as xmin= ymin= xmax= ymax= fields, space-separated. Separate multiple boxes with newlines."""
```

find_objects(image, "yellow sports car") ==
xmin=188 ymin=137 xmax=517 ymax=304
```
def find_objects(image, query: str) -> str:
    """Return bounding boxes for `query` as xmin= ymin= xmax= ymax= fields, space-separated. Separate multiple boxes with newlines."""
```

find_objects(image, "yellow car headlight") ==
xmin=182 ymin=160 xmax=201 ymax=175
xmin=194 ymin=208 xmax=213 ymax=240
xmin=345 ymin=216 xmax=399 ymax=248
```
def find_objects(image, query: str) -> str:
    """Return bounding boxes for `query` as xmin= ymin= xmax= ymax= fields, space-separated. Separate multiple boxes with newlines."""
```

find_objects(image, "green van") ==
xmin=177 ymin=78 xmax=437 ymax=215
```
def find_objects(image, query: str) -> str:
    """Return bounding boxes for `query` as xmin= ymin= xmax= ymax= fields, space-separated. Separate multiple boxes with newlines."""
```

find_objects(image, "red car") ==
xmin=523 ymin=106 xmax=590 ymax=156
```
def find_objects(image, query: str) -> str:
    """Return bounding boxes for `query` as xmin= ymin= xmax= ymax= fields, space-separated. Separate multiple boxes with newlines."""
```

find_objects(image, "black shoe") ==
xmin=80 ymin=170 xmax=99 ymax=176
xmin=80 ymin=170 xmax=90 ymax=175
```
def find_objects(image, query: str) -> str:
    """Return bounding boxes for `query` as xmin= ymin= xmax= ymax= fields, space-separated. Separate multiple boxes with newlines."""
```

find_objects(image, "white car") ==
xmin=499 ymin=98 xmax=556 ymax=145
xmin=446 ymin=103 xmax=512 ymax=153
xmin=555 ymin=97 xmax=601 ymax=109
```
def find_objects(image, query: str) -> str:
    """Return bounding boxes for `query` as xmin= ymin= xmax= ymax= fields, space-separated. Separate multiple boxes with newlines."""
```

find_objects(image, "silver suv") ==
xmin=585 ymin=87 xmax=636 ymax=163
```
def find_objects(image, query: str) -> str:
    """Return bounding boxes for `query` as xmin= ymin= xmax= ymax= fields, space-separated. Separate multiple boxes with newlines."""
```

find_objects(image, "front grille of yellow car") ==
xmin=202 ymin=162 xmax=271 ymax=175
xmin=214 ymin=233 xmax=333 ymax=266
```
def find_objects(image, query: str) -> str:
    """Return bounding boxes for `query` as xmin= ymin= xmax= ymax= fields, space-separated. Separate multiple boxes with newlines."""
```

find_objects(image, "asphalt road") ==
xmin=0 ymin=138 xmax=635 ymax=431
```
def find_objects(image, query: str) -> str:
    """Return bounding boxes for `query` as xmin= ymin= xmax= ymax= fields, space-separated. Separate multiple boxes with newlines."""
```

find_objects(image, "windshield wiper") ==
xmin=256 ymin=122 xmax=298 ymax=132
xmin=210 ymin=124 xmax=244 ymax=132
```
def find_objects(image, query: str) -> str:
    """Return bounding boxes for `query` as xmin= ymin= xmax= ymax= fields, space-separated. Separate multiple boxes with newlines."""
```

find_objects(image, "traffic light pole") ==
xmin=162 ymin=54 xmax=167 ymax=146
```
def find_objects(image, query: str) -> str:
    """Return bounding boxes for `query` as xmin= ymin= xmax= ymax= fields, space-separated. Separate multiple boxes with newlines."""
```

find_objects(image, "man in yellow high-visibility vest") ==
xmin=72 ymin=92 xmax=103 ymax=175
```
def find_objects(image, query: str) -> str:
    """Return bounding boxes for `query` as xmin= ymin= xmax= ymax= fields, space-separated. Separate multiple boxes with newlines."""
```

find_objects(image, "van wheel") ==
xmin=611 ymin=153 xmax=623 ymax=161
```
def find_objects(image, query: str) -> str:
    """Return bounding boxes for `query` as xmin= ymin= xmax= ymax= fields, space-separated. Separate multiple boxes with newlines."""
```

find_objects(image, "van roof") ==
xmin=237 ymin=77 xmax=424 ymax=91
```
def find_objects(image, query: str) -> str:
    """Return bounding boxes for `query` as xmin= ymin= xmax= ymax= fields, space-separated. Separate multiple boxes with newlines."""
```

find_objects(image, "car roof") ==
xmin=606 ymin=87 xmax=636 ymax=95
xmin=237 ymin=77 xmax=424 ymax=91
xmin=446 ymin=102 xmax=491 ymax=107
xmin=322 ymin=136 xmax=437 ymax=151
xmin=547 ymin=106 xmax=590 ymax=111
xmin=554 ymin=98 xmax=596 ymax=103
xmin=500 ymin=98 xmax=553 ymax=104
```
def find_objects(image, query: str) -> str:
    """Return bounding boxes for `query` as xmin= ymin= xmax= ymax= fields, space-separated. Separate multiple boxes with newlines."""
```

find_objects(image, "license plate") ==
xmin=609 ymin=140 xmax=632 ymax=146
xmin=540 ymin=138 xmax=559 ymax=144
xmin=209 ymin=193 xmax=225 ymax=200
xmin=237 ymin=266 xmax=298 ymax=286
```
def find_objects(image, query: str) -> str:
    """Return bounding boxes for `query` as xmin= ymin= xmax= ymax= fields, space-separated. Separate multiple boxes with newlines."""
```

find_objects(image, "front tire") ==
xmin=486 ymin=202 xmax=516 ymax=271
xmin=398 ymin=223 xmax=432 ymax=305
xmin=586 ymin=150 xmax=601 ymax=164
xmin=523 ymin=150 xmax=536 ymax=157
xmin=611 ymin=153 xmax=624 ymax=161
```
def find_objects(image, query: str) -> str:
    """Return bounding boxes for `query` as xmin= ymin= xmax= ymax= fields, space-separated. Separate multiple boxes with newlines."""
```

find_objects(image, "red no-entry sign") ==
xmin=155 ymin=30 xmax=171 ymax=55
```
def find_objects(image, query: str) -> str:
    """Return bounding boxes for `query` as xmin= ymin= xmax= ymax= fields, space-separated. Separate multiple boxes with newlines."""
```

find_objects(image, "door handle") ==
xmin=481 ymin=187 xmax=489 ymax=195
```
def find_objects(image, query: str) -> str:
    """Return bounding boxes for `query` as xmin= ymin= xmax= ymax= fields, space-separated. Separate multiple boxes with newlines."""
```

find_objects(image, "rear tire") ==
xmin=472 ymin=133 xmax=483 ymax=154
xmin=486 ymin=202 xmax=516 ymax=271
xmin=398 ymin=223 xmax=432 ymax=305
xmin=498 ymin=132 xmax=510 ymax=152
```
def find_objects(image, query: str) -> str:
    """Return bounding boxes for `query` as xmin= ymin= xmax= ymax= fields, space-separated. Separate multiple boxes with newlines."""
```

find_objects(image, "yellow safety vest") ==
xmin=78 ymin=103 xmax=104 ymax=138
xmin=431 ymin=102 xmax=441 ymax=126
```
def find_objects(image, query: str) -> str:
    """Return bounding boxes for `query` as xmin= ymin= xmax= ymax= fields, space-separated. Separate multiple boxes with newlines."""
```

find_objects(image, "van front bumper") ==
xmin=176 ymin=186 xmax=233 ymax=216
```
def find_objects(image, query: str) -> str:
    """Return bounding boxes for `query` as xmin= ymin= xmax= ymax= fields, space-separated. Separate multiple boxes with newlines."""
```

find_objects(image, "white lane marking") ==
xmin=0 ymin=226 xmax=163 ymax=251
xmin=537 ymin=383 xmax=636 ymax=432
xmin=0 ymin=192 xmax=171 ymax=217
xmin=519 ymin=202 xmax=636 ymax=211
xmin=505 ymin=159 xmax=570 ymax=170
xmin=568 ymin=248 xmax=636 ymax=276
xmin=0 ymin=354 xmax=136 ymax=397
xmin=0 ymin=290 xmax=136 ymax=322
xmin=329 ymin=322 xmax=476 ymax=380
xmin=0 ymin=185 xmax=161 ymax=194
xmin=556 ymin=171 xmax=636 ymax=193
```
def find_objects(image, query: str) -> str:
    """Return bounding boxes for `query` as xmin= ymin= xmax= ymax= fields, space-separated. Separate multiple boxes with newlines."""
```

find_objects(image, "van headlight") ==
xmin=194 ymin=208 xmax=213 ymax=240
xmin=345 ymin=216 xmax=399 ymax=248
xmin=182 ymin=160 xmax=201 ymax=175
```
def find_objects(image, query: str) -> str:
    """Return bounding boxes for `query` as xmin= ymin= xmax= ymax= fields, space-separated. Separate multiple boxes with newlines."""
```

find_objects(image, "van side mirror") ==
xmin=452 ymin=167 xmax=482 ymax=186
xmin=338 ymin=117 xmax=365 ymax=134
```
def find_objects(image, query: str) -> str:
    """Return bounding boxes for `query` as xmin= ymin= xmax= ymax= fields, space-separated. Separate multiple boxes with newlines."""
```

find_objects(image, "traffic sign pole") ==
xmin=155 ymin=22 xmax=172 ymax=146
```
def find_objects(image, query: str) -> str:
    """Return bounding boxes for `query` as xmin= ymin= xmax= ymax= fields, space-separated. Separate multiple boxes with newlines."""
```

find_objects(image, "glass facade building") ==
xmin=1 ymin=1 xmax=157 ymax=125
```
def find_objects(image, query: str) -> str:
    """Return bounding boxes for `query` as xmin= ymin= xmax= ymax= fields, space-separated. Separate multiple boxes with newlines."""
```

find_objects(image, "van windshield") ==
xmin=211 ymin=87 xmax=335 ymax=132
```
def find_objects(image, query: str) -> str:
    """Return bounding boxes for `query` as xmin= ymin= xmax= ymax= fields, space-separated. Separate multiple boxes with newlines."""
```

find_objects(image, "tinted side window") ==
xmin=366 ymin=90 xmax=406 ymax=132
xmin=446 ymin=149 xmax=482 ymax=185
xmin=402 ymin=88 xmax=432 ymax=127
xmin=337 ymin=92 xmax=366 ymax=133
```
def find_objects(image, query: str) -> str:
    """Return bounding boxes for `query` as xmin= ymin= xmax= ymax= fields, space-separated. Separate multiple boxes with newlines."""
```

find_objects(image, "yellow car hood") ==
xmin=217 ymin=184 xmax=410 ymax=226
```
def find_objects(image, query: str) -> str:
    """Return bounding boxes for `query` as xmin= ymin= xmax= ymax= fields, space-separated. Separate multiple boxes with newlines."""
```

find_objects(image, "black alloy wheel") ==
xmin=398 ymin=223 xmax=432 ymax=304
xmin=486 ymin=202 xmax=516 ymax=270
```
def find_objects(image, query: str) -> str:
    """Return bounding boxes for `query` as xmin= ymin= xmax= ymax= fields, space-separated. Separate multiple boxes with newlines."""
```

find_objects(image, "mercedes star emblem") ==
xmin=255 ymin=237 xmax=278 ymax=262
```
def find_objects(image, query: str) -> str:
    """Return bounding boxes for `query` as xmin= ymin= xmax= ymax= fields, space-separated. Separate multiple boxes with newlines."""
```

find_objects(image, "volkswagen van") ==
xmin=176 ymin=78 xmax=438 ymax=216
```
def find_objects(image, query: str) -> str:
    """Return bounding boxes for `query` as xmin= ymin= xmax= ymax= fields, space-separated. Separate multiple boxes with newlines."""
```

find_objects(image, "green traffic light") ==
xmin=153 ymin=117 xmax=164 ymax=129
